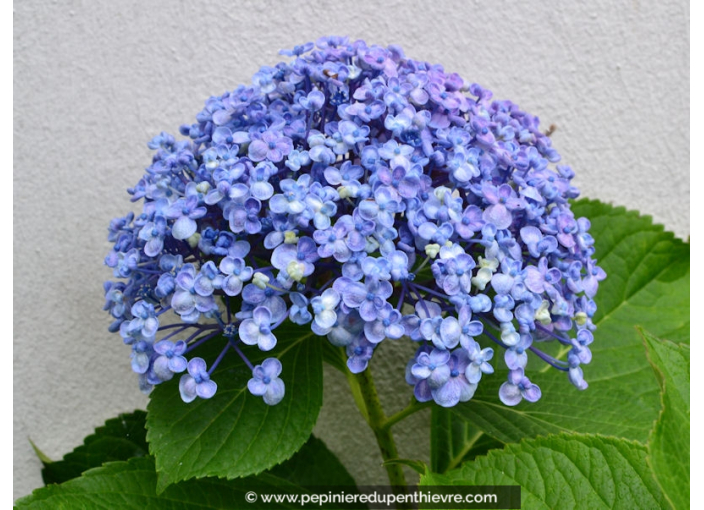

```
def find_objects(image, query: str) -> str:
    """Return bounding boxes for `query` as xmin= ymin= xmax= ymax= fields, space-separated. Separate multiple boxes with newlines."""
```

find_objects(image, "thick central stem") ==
xmin=349 ymin=368 xmax=409 ymax=495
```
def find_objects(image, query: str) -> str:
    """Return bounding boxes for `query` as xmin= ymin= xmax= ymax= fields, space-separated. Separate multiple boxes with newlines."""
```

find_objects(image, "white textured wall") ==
xmin=14 ymin=0 xmax=689 ymax=501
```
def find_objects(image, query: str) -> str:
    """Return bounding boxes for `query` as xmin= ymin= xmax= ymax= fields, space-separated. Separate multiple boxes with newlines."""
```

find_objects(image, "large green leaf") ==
xmin=575 ymin=200 xmax=690 ymax=345
xmin=269 ymin=435 xmax=358 ymax=489
xmin=38 ymin=410 xmax=148 ymax=485
xmin=642 ymin=330 xmax=690 ymax=509
xmin=17 ymin=436 xmax=356 ymax=509
xmin=147 ymin=322 xmax=323 ymax=491
xmin=451 ymin=364 xmax=659 ymax=444
xmin=452 ymin=200 xmax=689 ymax=443
xmin=430 ymin=406 xmax=503 ymax=474
xmin=420 ymin=434 xmax=668 ymax=510
xmin=18 ymin=457 xmax=292 ymax=509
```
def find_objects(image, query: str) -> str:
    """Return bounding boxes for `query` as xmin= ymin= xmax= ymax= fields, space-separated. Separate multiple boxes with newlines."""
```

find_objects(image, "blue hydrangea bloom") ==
xmin=105 ymin=37 xmax=605 ymax=408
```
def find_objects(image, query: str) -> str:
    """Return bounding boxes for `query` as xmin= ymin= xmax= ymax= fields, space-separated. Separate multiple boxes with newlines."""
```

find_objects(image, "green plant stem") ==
xmin=343 ymin=364 xmax=369 ymax=424
xmin=445 ymin=430 xmax=484 ymax=472
xmin=349 ymin=368 xmax=411 ymax=504
xmin=383 ymin=399 xmax=432 ymax=430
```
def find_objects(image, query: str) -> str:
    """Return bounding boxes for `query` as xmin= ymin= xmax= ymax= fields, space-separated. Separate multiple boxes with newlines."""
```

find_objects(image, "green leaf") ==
xmin=642 ymin=329 xmax=690 ymax=509
xmin=430 ymin=406 xmax=503 ymax=473
xmin=451 ymin=364 xmax=659 ymax=444
xmin=17 ymin=436 xmax=357 ymax=509
xmin=19 ymin=457 xmax=250 ymax=509
xmin=268 ymin=435 xmax=358 ymax=488
xmin=573 ymin=199 xmax=690 ymax=345
xmin=28 ymin=440 xmax=53 ymax=465
xmin=321 ymin=340 xmax=347 ymax=374
xmin=420 ymin=434 xmax=668 ymax=510
xmin=147 ymin=322 xmax=323 ymax=491
xmin=452 ymin=200 xmax=689 ymax=444
xmin=39 ymin=410 xmax=148 ymax=485
xmin=15 ymin=458 xmax=303 ymax=509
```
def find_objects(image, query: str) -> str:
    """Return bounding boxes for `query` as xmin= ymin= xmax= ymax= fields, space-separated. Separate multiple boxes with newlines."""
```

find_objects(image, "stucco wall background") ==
xmin=14 ymin=0 xmax=689 ymax=501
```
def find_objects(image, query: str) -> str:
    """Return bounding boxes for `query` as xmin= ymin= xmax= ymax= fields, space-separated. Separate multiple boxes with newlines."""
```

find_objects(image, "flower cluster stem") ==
xmin=351 ymin=368 xmax=411 ymax=505
xmin=384 ymin=399 xmax=432 ymax=430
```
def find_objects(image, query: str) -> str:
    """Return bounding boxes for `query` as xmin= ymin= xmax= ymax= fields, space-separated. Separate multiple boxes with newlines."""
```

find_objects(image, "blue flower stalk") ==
xmin=104 ymin=36 xmax=605 ymax=409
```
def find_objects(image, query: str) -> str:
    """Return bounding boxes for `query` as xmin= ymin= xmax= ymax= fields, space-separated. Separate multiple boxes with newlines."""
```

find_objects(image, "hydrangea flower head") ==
xmin=104 ymin=36 xmax=604 ymax=407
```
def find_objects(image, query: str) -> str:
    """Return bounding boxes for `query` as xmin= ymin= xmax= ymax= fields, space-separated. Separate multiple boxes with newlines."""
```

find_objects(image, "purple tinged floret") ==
xmin=138 ymin=215 xmax=167 ymax=257
xmin=289 ymin=292 xmax=312 ymax=325
xmin=465 ymin=341 xmax=494 ymax=384
xmin=412 ymin=348 xmax=451 ymax=389
xmin=333 ymin=277 xmax=393 ymax=322
xmin=499 ymin=368 xmax=542 ymax=406
xmin=310 ymin=289 xmax=341 ymax=334
xmin=479 ymin=182 xmax=524 ymax=230
xmin=271 ymin=236 xmax=319 ymax=280
xmin=171 ymin=264 xmax=218 ymax=323
xmin=103 ymin=281 xmax=127 ymax=319
xmin=152 ymin=340 xmax=188 ymax=381
xmin=130 ymin=341 xmax=153 ymax=374
xmin=165 ymin=196 xmax=207 ymax=240
xmin=364 ymin=302 xmax=404 ymax=343
xmin=239 ymin=306 xmax=278 ymax=351
xmin=120 ymin=301 xmax=159 ymax=344
xmin=431 ymin=349 xmax=477 ymax=408
xmin=346 ymin=335 xmax=375 ymax=373
xmin=219 ymin=256 xmax=253 ymax=297
xmin=179 ymin=357 xmax=217 ymax=403
xmin=248 ymin=358 xmax=285 ymax=405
